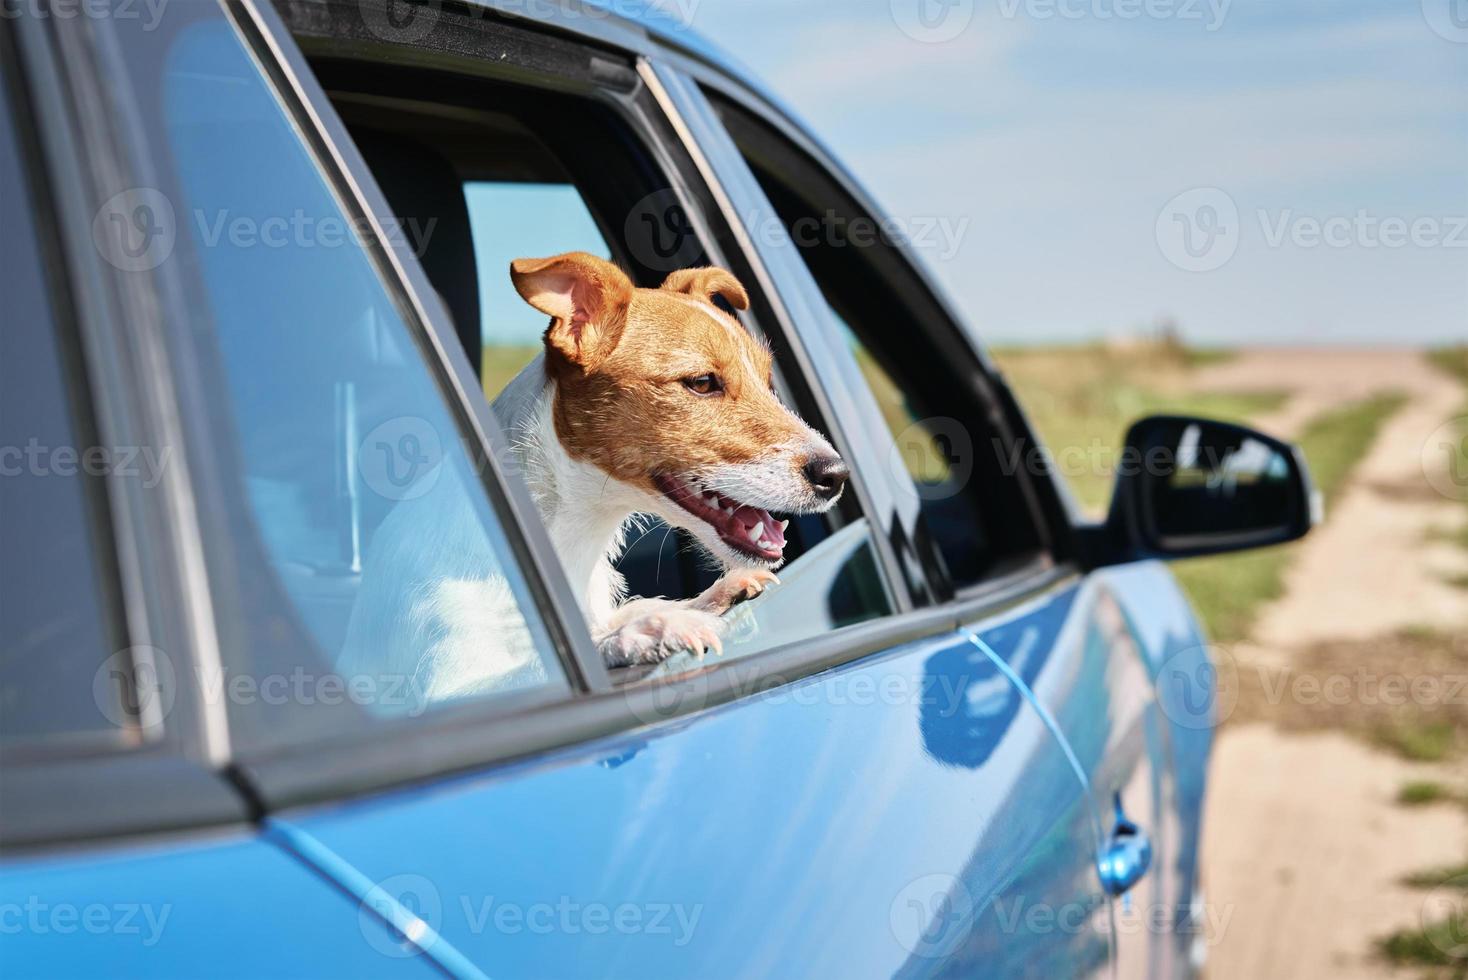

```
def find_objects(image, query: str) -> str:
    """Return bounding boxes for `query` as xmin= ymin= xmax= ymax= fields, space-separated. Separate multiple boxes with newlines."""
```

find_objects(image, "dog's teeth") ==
xmin=745 ymin=524 xmax=762 ymax=544
xmin=778 ymin=520 xmax=789 ymax=531
xmin=756 ymin=537 xmax=771 ymax=550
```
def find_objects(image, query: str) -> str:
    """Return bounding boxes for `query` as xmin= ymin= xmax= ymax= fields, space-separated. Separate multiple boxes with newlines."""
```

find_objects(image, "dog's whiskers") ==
xmin=653 ymin=523 xmax=676 ymax=584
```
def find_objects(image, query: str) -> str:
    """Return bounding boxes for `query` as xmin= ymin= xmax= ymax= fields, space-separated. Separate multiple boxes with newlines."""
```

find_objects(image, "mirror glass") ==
xmin=1140 ymin=418 xmax=1302 ymax=545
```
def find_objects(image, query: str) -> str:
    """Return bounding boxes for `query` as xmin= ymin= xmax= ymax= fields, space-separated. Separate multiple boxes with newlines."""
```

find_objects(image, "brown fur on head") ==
xmin=510 ymin=251 xmax=848 ymax=568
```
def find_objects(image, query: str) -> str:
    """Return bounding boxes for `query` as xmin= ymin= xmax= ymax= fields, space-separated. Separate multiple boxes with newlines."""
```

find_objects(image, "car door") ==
xmin=271 ymin=613 xmax=1118 ymax=980
xmin=71 ymin=2 xmax=1123 ymax=977
xmin=669 ymin=66 xmax=1193 ymax=980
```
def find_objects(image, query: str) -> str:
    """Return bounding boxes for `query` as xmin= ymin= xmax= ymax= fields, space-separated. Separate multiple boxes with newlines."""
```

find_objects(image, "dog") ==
xmin=340 ymin=252 xmax=847 ymax=704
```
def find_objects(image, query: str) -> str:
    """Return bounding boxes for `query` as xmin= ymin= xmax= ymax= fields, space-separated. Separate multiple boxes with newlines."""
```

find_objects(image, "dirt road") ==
xmin=1191 ymin=349 xmax=1468 ymax=979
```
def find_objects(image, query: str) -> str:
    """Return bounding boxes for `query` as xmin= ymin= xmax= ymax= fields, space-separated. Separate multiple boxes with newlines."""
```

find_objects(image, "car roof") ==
xmin=549 ymin=0 xmax=766 ymax=88
xmin=473 ymin=1 xmax=820 ymax=155
xmin=470 ymin=2 xmax=986 ymax=366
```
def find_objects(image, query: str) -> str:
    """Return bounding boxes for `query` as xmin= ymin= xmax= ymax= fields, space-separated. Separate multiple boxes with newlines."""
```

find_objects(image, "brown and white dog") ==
xmin=497 ymin=251 xmax=848 ymax=667
xmin=340 ymin=253 xmax=848 ymax=705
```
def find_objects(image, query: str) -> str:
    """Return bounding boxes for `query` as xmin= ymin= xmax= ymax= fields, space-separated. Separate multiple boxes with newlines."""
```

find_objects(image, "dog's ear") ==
xmin=660 ymin=266 xmax=750 ymax=311
xmin=510 ymin=252 xmax=634 ymax=369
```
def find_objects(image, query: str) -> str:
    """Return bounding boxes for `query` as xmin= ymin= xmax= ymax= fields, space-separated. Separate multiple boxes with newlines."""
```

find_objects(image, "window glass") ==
xmin=0 ymin=79 xmax=132 ymax=747
xmin=710 ymin=91 xmax=1045 ymax=592
xmin=829 ymin=310 xmax=992 ymax=585
xmin=145 ymin=16 xmax=566 ymax=744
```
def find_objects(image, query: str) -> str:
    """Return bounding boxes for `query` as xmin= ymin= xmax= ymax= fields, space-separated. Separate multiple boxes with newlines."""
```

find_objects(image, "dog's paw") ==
xmin=597 ymin=607 xmax=726 ymax=667
xmin=694 ymin=568 xmax=780 ymax=616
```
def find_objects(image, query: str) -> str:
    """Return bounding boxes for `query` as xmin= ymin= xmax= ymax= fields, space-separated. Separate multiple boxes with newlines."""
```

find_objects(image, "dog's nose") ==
xmin=803 ymin=455 xmax=849 ymax=502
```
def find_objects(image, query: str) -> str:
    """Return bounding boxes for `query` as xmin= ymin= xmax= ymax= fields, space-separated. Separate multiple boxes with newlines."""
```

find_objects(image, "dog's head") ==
xmin=511 ymin=251 xmax=847 ymax=569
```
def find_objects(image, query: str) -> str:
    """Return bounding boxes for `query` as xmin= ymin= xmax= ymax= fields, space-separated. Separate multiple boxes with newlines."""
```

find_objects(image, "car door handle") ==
xmin=1098 ymin=796 xmax=1152 ymax=897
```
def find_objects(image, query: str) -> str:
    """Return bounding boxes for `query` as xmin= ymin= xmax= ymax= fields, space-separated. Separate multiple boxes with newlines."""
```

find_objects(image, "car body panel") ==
xmin=1103 ymin=561 xmax=1217 ymax=974
xmin=0 ymin=833 xmax=442 ymax=979
xmin=275 ymin=583 xmax=1118 ymax=978
xmin=965 ymin=566 xmax=1168 ymax=978
xmin=968 ymin=560 xmax=1212 ymax=977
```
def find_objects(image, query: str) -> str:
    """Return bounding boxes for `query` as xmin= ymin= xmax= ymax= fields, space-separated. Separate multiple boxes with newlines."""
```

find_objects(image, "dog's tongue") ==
xmin=731 ymin=504 xmax=786 ymax=551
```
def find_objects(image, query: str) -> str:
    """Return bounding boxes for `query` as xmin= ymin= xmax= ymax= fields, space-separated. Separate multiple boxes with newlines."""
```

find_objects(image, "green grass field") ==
xmin=1428 ymin=344 xmax=1468 ymax=395
xmin=1426 ymin=344 xmax=1468 ymax=559
xmin=1380 ymin=349 xmax=1468 ymax=975
xmin=992 ymin=342 xmax=1288 ymax=514
xmin=483 ymin=344 xmax=541 ymax=401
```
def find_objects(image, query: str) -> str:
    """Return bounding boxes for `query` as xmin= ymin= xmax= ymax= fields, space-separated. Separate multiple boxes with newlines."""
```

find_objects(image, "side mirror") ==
xmin=1086 ymin=415 xmax=1319 ymax=566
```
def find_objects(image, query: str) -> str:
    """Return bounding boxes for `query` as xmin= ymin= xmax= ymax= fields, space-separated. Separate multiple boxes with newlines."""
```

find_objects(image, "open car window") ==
xmin=299 ymin=24 xmax=897 ymax=676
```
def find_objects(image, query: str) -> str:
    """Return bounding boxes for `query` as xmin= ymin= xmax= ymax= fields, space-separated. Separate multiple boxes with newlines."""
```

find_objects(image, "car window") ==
xmin=305 ymin=40 xmax=894 ymax=672
xmin=97 ymin=9 xmax=570 ymax=754
xmin=0 ymin=75 xmax=135 ymax=749
xmin=708 ymin=91 xmax=1047 ymax=595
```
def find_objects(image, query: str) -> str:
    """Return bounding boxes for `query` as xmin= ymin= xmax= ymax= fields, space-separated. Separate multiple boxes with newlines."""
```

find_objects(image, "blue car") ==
xmin=0 ymin=2 xmax=1314 ymax=977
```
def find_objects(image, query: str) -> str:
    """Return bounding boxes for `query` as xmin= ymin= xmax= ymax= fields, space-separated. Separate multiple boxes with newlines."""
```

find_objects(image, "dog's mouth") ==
xmin=653 ymin=473 xmax=788 ymax=562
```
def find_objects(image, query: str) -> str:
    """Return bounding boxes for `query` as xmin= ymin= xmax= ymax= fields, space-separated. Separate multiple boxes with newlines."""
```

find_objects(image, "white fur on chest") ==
xmin=494 ymin=356 xmax=637 ymax=628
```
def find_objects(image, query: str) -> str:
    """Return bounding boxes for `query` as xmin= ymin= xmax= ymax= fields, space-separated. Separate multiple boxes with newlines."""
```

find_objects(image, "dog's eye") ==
xmin=681 ymin=373 xmax=724 ymax=396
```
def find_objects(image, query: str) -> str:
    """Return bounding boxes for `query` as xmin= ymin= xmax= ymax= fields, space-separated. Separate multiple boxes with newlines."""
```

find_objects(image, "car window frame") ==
xmin=230 ymin=0 xmax=1082 ymax=810
xmin=232 ymin=2 xmax=607 ymax=694
xmin=268 ymin=3 xmax=911 ymax=612
xmin=0 ymin=8 xmax=258 ymax=850
xmin=281 ymin=3 xmax=908 ymax=625
xmin=0 ymin=21 xmax=138 ymax=758
xmin=655 ymin=54 xmax=1079 ymax=595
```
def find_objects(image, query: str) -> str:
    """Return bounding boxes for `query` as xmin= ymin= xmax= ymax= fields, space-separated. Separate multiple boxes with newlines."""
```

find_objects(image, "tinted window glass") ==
xmin=121 ymin=15 xmax=567 ymax=749
xmin=710 ymin=92 xmax=1045 ymax=593
xmin=0 ymin=78 xmax=132 ymax=746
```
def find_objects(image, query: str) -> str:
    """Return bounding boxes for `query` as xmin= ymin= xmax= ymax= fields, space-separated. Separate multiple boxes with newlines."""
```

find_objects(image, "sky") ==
xmin=468 ymin=183 xmax=610 ymax=349
xmin=651 ymin=0 xmax=1467 ymax=347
